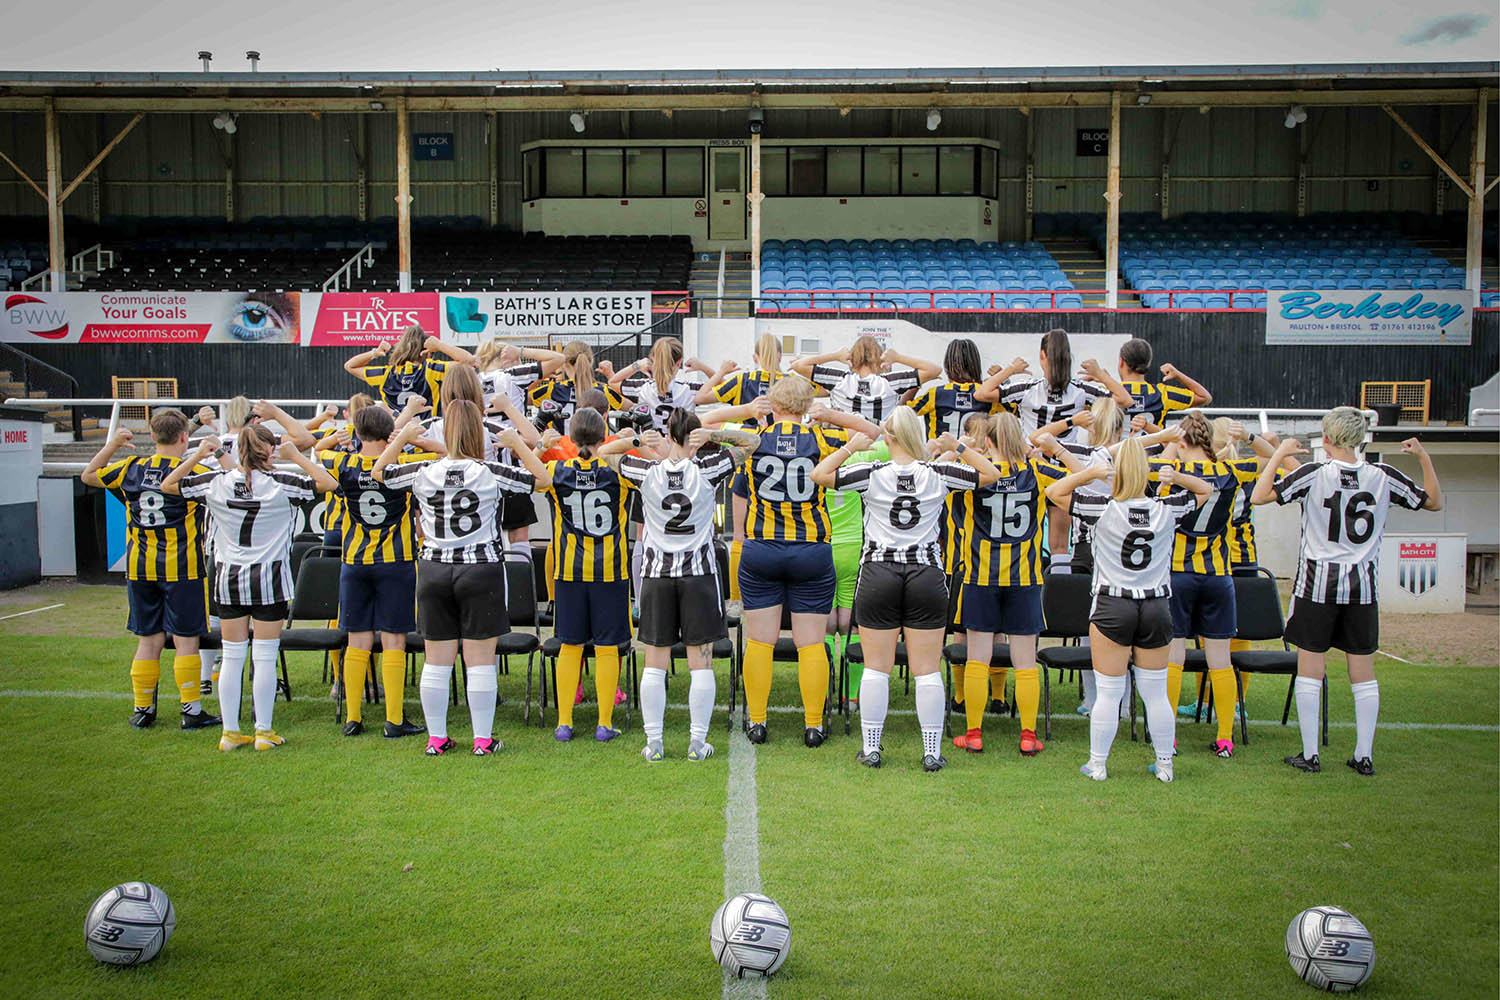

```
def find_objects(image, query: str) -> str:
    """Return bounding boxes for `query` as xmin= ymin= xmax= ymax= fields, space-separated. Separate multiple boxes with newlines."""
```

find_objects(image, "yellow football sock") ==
xmin=743 ymin=639 xmax=774 ymax=725
xmin=173 ymin=654 xmax=201 ymax=706
xmin=1229 ymin=638 xmax=1251 ymax=699
xmin=381 ymin=650 xmax=406 ymax=725
xmin=1015 ymin=667 xmax=1041 ymax=732
xmin=595 ymin=645 xmax=621 ymax=730
xmin=990 ymin=666 xmax=1011 ymax=704
xmin=796 ymin=644 xmax=828 ymax=728
xmin=343 ymin=648 xmax=371 ymax=723
xmin=952 ymin=661 xmax=966 ymax=703
xmin=556 ymin=644 xmax=584 ymax=728
xmin=1209 ymin=667 xmax=1239 ymax=742
xmin=729 ymin=540 xmax=743 ymax=601
xmin=130 ymin=659 xmax=160 ymax=710
xmin=328 ymin=643 xmax=343 ymax=696
xmin=964 ymin=660 xmax=988 ymax=732
xmin=544 ymin=542 xmax=557 ymax=603
xmin=1167 ymin=663 xmax=1184 ymax=710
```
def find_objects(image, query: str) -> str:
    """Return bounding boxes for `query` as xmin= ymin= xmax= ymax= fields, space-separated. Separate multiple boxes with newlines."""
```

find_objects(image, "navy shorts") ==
xmin=126 ymin=579 xmax=207 ymax=638
xmin=553 ymin=579 xmax=632 ymax=647
xmin=960 ymin=583 xmax=1044 ymax=635
xmin=1168 ymin=572 xmax=1238 ymax=640
xmin=739 ymin=539 xmax=836 ymax=615
xmin=339 ymin=560 xmax=416 ymax=634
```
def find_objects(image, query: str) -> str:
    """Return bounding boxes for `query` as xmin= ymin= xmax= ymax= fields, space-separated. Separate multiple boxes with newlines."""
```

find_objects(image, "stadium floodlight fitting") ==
xmin=1284 ymin=105 xmax=1308 ymax=129
xmin=197 ymin=50 xmax=213 ymax=72
xmin=1136 ymin=93 xmax=1152 ymax=105
xmin=245 ymin=51 xmax=260 ymax=72
xmin=925 ymin=108 xmax=942 ymax=131
xmin=569 ymin=111 xmax=588 ymax=133
xmin=368 ymin=100 xmax=385 ymax=111
xmin=212 ymin=112 xmax=237 ymax=134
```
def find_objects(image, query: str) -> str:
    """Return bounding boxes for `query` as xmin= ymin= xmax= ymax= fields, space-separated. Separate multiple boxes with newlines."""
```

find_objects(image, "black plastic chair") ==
xmin=493 ymin=552 xmax=540 ymax=719
xmin=278 ymin=555 xmax=347 ymax=711
xmin=1034 ymin=572 xmax=1096 ymax=742
xmin=1226 ymin=567 xmax=1326 ymax=747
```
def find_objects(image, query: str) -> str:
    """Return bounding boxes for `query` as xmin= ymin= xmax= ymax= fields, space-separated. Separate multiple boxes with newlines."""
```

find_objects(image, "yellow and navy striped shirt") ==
xmin=1121 ymin=380 xmax=1196 ymax=426
xmin=544 ymin=456 xmax=635 ymax=582
xmin=907 ymin=381 xmax=1000 ymax=441
xmin=313 ymin=424 xmax=359 ymax=536
xmin=1226 ymin=466 xmax=1283 ymax=566
xmin=527 ymin=377 xmax=626 ymax=417
xmin=711 ymin=368 xmax=785 ymax=427
xmin=744 ymin=420 xmax=848 ymax=542
xmin=358 ymin=358 xmax=453 ymax=415
xmin=963 ymin=458 xmax=1068 ymax=587
xmin=320 ymin=451 xmax=431 ymax=565
xmin=96 ymin=453 xmax=210 ymax=582
xmin=1150 ymin=457 xmax=1261 ymax=575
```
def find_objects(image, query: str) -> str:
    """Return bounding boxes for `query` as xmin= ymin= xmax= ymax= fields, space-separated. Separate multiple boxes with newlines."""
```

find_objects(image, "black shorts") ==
xmin=1168 ymin=572 xmax=1238 ymax=640
xmin=1090 ymin=593 xmax=1173 ymax=649
xmin=553 ymin=579 xmax=632 ymax=647
xmin=738 ymin=540 xmax=835 ymax=615
xmin=218 ymin=600 xmax=289 ymax=624
xmin=500 ymin=492 xmax=538 ymax=531
xmin=637 ymin=574 xmax=725 ymax=647
xmin=339 ymin=560 xmax=416 ymax=634
xmin=1284 ymin=596 xmax=1378 ymax=656
xmin=126 ymin=579 xmax=207 ymax=637
xmin=854 ymin=562 xmax=949 ymax=631
xmin=417 ymin=560 xmax=508 ymax=641
xmin=959 ymin=583 xmax=1044 ymax=635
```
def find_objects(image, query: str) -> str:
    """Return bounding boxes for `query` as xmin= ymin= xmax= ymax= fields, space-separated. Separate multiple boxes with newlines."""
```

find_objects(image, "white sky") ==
xmin=0 ymin=0 xmax=1495 ymax=72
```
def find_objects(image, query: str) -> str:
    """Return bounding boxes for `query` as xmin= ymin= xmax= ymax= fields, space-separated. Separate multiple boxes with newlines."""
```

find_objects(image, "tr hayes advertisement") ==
xmin=1 ymin=292 xmax=300 ymax=344
xmin=298 ymin=292 xmax=440 ymax=346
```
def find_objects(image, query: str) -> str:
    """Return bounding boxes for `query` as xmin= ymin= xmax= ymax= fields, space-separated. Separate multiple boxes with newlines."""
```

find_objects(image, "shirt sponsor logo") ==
xmin=1128 ymin=509 xmax=1150 ymax=528
xmin=444 ymin=469 xmax=466 ymax=488
xmin=896 ymin=473 xmax=916 ymax=493
xmin=775 ymin=436 xmax=798 ymax=457
xmin=1339 ymin=470 xmax=1361 ymax=491
xmin=575 ymin=468 xmax=598 ymax=489
xmin=666 ymin=470 xmax=684 ymax=490
xmin=233 ymin=482 xmax=253 ymax=500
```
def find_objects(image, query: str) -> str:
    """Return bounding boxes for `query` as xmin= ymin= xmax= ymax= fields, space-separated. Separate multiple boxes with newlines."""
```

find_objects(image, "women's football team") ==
xmin=87 ymin=325 xmax=1442 ymax=778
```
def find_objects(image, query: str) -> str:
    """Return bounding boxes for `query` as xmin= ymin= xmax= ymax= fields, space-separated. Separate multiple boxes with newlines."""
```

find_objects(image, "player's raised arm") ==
xmin=811 ymin=431 xmax=872 ymax=487
xmin=1251 ymin=437 xmax=1309 ymax=504
xmin=345 ymin=340 xmax=389 ymax=376
xmin=80 ymin=427 xmax=135 ymax=488
xmin=1401 ymin=438 xmax=1444 ymax=511
xmin=160 ymin=436 xmax=222 ymax=495
xmin=1158 ymin=362 xmax=1212 ymax=406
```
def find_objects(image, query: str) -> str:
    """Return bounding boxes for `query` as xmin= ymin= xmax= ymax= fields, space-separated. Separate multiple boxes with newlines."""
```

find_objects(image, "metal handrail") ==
xmin=1161 ymin=406 xmax=1378 ymax=435
xmin=1470 ymin=408 xmax=1500 ymax=425
xmin=322 ymin=242 xmax=375 ymax=292
xmin=19 ymin=270 xmax=48 ymax=291
xmin=714 ymin=250 xmax=726 ymax=319
xmin=69 ymin=243 xmax=115 ymax=274
xmin=0 ymin=344 xmax=82 ymax=439
xmin=2 ymin=396 xmax=342 ymax=443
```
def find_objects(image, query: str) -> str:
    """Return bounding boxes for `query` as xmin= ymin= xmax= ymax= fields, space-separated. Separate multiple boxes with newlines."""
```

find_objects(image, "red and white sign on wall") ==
xmin=1 ymin=292 xmax=301 ymax=344
xmin=299 ymin=292 xmax=440 ymax=346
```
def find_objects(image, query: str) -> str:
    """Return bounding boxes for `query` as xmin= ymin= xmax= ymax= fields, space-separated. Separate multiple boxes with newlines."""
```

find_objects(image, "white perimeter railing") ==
xmin=70 ymin=243 xmax=115 ymax=275
xmin=322 ymin=243 xmax=375 ymax=292
xmin=714 ymin=249 xmax=727 ymax=319
xmin=2 ymin=396 xmax=344 ymax=443
xmin=1161 ymin=407 xmax=1380 ymax=435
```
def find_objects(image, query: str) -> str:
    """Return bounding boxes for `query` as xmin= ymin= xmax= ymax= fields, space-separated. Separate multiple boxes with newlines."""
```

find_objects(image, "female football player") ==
xmin=812 ymin=406 xmax=999 ymax=772
xmin=1046 ymin=439 xmax=1210 ymax=782
xmin=343 ymin=324 xmax=475 ymax=415
xmin=792 ymin=335 xmax=939 ymax=423
xmin=1116 ymin=337 xmax=1212 ymax=432
xmin=476 ymin=339 xmax=565 ymax=415
xmin=704 ymin=378 xmax=879 ymax=747
xmin=163 ymin=425 xmax=338 ymax=752
xmin=374 ymin=399 xmax=552 ymax=756
xmin=951 ymin=413 xmax=1081 ymax=755
xmin=618 ymin=336 xmax=737 ymax=433
xmin=528 ymin=340 xmax=627 ymax=418
xmin=618 ymin=409 xmax=755 ymax=763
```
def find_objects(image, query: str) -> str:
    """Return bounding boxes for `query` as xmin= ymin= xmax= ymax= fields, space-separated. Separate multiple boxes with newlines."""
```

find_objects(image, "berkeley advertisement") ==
xmin=1265 ymin=289 xmax=1472 ymax=345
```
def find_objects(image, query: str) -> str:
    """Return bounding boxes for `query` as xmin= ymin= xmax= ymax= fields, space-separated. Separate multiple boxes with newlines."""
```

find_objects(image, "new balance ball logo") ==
xmin=731 ymin=924 xmax=766 ymax=943
xmin=1397 ymin=541 xmax=1437 ymax=596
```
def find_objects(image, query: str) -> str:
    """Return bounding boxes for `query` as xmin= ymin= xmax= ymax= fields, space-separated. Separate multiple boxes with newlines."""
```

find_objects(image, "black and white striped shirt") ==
xmin=620 ymin=372 xmax=705 ymax=432
xmin=180 ymin=468 xmax=316 ymax=606
xmin=1070 ymin=491 xmax=1198 ymax=598
xmin=382 ymin=458 xmax=535 ymax=564
xmin=1273 ymin=459 xmax=1427 ymax=604
xmin=810 ymin=364 xmax=922 ymax=423
xmin=480 ymin=361 xmax=544 ymax=414
xmin=999 ymin=378 xmax=1109 ymax=443
xmin=834 ymin=460 xmax=981 ymax=566
xmin=619 ymin=449 xmax=735 ymax=578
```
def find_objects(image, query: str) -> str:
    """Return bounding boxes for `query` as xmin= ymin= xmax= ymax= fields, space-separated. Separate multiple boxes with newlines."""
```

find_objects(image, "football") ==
xmin=84 ymin=882 xmax=176 ymax=966
xmin=710 ymin=892 xmax=791 ymax=978
xmin=1285 ymin=905 xmax=1375 ymax=992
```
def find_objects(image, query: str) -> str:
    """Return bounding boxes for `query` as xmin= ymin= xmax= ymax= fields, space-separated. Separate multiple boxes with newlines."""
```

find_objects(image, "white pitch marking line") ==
xmin=721 ymin=704 xmax=767 ymax=1000
xmin=1377 ymin=649 xmax=1417 ymax=664
xmin=0 ymin=603 xmax=63 ymax=621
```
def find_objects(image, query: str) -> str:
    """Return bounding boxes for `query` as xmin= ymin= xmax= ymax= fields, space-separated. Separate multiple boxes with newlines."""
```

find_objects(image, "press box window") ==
xmin=524 ymin=149 xmax=542 ymax=200
xmin=664 ymin=148 xmax=704 ymax=196
xmin=585 ymin=148 xmax=624 ymax=197
xmin=546 ymin=148 xmax=584 ymax=197
xmin=790 ymin=147 xmax=825 ymax=196
xmin=760 ymin=147 xmax=788 ymax=195
xmin=939 ymin=145 xmax=976 ymax=196
xmin=626 ymin=147 xmax=664 ymax=197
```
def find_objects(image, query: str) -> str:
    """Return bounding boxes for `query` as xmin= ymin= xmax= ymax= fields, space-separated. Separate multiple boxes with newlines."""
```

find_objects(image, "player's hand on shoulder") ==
xmin=933 ymin=432 xmax=959 ymax=454
xmin=1078 ymin=358 xmax=1105 ymax=381
xmin=845 ymin=431 xmax=873 ymax=454
xmin=638 ymin=429 xmax=664 ymax=452
xmin=374 ymin=339 xmax=391 ymax=357
xmin=751 ymin=396 xmax=775 ymax=419
xmin=1073 ymin=409 xmax=1094 ymax=429
xmin=1159 ymin=362 xmax=1180 ymax=381
xmin=539 ymin=428 xmax=562 ymax=450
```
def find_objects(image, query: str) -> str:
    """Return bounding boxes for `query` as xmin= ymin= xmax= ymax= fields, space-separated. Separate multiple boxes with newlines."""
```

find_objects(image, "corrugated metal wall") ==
xmin=2 ymin=102 xmax=1496 ymax=240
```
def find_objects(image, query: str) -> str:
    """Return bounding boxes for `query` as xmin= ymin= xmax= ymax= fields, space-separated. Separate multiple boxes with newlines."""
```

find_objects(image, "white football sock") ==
xmin=200 ymin=648 xmax=218 ymax=682
xmin=1351 ymin=679 xmax=1379 ymax=761
xmin=914 ymin=672 xmax=944 ymax=758
xmin=1135 ymin=668 xmax=1176 ymax=765
xmin=218 ymin=639 xmax=248 ymax=732
xmin=1090 ymin=672 xmax=1125 ymax=765
xmin=1294 ymin=676 xmax=1322 ymax=759
xmin=250 ymin=638 xmax=279 ymax=732
xmin=858 ymin=669 xmax=889 ymax=754
xmin=688 ymin=669 xmax=715 ymax=744
xmin=420 ymin=663 xmax=452 ymax=740
xmin=1080 ymin=669 xmax=1097 ymax=712
xmin=466 ymin=664 xmax=498 ymax=741
xmin=640 ymin=667 xmax=667 ymax=743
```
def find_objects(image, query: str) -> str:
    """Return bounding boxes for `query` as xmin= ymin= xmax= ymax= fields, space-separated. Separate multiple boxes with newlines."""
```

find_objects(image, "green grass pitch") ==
xmin=0 ymin=585 xmax=1495 ymax=998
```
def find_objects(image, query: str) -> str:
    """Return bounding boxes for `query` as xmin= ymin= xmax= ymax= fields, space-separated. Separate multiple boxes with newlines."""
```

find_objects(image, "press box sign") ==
xmin=441 ymin=291 xmax=650 ymax=345
xmin=1265 ymin=289 xmax=1472 ymax=345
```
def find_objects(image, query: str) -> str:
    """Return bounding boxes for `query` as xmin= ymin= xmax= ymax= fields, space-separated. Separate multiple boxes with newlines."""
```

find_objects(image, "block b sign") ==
xmin=414 ymin=133 xmax=454 ymax=161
